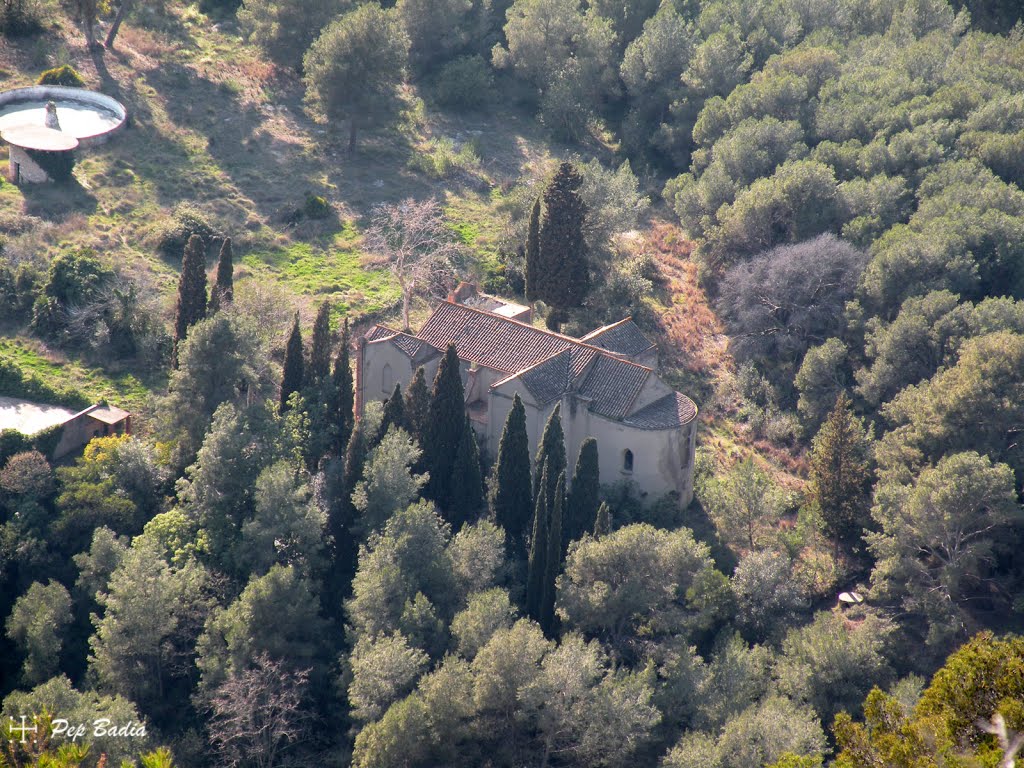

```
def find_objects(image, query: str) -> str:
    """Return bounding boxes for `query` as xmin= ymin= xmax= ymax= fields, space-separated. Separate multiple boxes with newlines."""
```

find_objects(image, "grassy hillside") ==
xmin=0 ymin=9 xmax=613 ymax=387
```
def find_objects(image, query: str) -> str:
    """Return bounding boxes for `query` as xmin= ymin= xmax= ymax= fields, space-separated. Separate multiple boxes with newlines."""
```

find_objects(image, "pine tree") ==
xmin=489 ymin=393 xmax=533 ymax=555
xmin=378 ymin=383 xmax=407 ymax=441
xmin=593 ymin=501 xmax=611 ymax=538
xmin=534 ymin=404 xmax=566 ymax=515
xmin=525 ymin=196 xmax=541 ymax=302
xmin=538 ymin=162 xmax=589 ymax=330
xmin=449 ymin=416 xmax=484 ymax=530
xmin=309 ymin=301 xmax=333 ymax=385
xmin=540 ymin=471 xmax=565 ymax=636
xmin=280 ymin=312 xmax=304 ymax=414
xmin=404 ymin=366 xmax=430 ymax=446
xmin=808 ymin=391 xmax=872 ymax=552
xmin=424 ymin=344 xmax=465 ymax=511
xmin=566 ymin=437 xmax=600 ymax=548
xmin=525 ymin=460 xmax=549 ymax=622
xmin=172 ymin=234 xmax=208 ymax=367
xmin=331 ymin=319 xmax=355 ymax=456
xmin=208 ymin=237 xmax=234 ymax=314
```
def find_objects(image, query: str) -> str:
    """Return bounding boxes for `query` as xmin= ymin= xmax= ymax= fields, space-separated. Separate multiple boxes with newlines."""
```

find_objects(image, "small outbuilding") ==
xmin=0 ymin=397 xmax=131 ymax=459
xmin=1 ymin=124 xmax=78 ymax=184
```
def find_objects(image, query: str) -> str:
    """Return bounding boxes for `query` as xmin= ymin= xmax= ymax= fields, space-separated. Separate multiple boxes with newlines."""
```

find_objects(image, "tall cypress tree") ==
xmin=331 ymin=318 xmax=355 ymax=456
xmin=525 ymin=196 xmax=542 ymax=302
xmin=378 ymin=383 xmax=407 ymax=441
xmin=534 ymin=404 xmax=566 ymax=515
xmin=309 ymin=301 xmax=333 ymax=385
xmin=321 ymin=454 xmax=357 ymax=610
xmin=404 ymin=366 xmax=430 ymax=446
xmin=208 ymin=237 xmax=234 ymax=314
xmin=425 ymin=344 xmax=465 ymax=511
xmin=566 ymin=437 xmax=600 ymax=547
xmin=280 ymin=312 xmax=304 ymax=413
xmin=449 ymin=416 xmax=484 ymax=530
xmin=172 ymin=233 xmax=208 ymax=367
xmin=525 ymin=460 xmax=549 ymax=622
xmin=540 ymin=471 xmax=565 ymax=636
xmin=593 ymin=501 xmax=611 ymax=538
xmin=343 ymin=423 xmax=368 ymax=502
xmin=808 ymin=391 xmax=872 ymax=552
xmin=489 ymin=393 xmax=533 ymax=555
xmin=538 ymin=162 xmax=589 ymax=330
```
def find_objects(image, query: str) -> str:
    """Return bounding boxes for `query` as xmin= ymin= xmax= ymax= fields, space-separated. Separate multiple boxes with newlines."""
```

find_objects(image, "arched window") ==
xmin=623 ymin=449 xmax=634 ymax=473
xmin=382 ymin=363 xmax=393 ymax=394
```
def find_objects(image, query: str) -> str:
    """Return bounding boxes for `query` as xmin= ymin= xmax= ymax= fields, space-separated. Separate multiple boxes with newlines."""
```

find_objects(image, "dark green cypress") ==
xmin=309 ymin=301 xmax=333 ymax=385
xmin=331 ymin=318 xmax=355 ymax=456
xmin=540 ymin=471 xmax=565 ymax=636
xmin=566 ymin=437 xmax=600 ymax=547
xmin=525 ymin=460 xmax=549 ymax=622
xmin=322 ymin=454 xmax=357 ymax=609
xmin=208 ymin=237 xmax=234 ymax=314
xmin=525 ymin=196 xmax=541 ymax=302
xmin=343 ymin=423 xmax=368 ymax=501
xmin=449 ymin=416 xmax=484 ymax=530
xmin=593 ymin=501 xmax=611 ymax=538
xmin=378 ymin=383 xmax=407 ymax=441
xmin=404 ymin=366 xmax=430 ymax=446
xmin=538 ymin=162 xmax=589 ymax=329
xmin=489 ymin=393 xmax=533 ymax=555
xmin=534 ymin=403 xmax=566 ymax=514
xmin=172 ymin=233 xmax=208 ymax=367
xmin=425 ymin=344 xmax=465 ymax=510
xmin=280 ymin=311 xmax=304 ymax=414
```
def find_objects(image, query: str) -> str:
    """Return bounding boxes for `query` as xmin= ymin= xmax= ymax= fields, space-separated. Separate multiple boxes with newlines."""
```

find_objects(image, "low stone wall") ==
xmin=0 ymin=85 xmax=127 ymax=146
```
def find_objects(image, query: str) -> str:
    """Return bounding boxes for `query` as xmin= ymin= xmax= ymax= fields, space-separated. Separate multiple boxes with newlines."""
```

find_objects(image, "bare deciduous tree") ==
xmin=362 ymin=198 xmax=460 ymax=331
xmin=208 ymin=654 xmax=313 ymax=768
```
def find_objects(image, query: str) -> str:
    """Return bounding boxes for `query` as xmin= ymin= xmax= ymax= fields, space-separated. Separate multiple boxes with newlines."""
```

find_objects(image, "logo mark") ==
xmin=8 ymin=715 xmax=38 ymax=744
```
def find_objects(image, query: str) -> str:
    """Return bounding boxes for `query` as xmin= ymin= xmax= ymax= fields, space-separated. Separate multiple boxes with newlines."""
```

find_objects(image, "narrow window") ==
xmin=382 ymin=363 xmax=393 ymax=394
xmin=623 ymin=449 xmax=634 ymax=473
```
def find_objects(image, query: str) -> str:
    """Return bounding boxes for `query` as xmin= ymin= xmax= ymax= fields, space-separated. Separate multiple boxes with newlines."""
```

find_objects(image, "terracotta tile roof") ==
xmin=518 ymin=347 xmax=602 ymax=405
xmin=580 ymin=318 xmax=656 ymax=357
xmin=366 ymin=300 xmax=695 ymax=430
xmin=623 ymin=392 xmax=698 ymax=430
xmin=365 ymin=325 xmax=440 ymax=363
xmin=365 ymin=324 xmax=398 ymax=342
xmin=577 ymin=354 xmax=650 ymax=420
xmin=417 ymin=301 xmax=589 ymax=374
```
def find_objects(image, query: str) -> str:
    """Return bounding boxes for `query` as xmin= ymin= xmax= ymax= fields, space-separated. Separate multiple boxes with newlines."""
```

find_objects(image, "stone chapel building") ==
xmin=356 ymin=284 xmax=698 ymax=505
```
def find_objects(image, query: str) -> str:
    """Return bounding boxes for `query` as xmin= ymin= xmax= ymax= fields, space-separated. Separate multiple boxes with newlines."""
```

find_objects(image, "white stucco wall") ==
xmin=358 ymin=341 xmax=416 ymax=411
xmin=363 ymin=338 xmax=696 ymax=506
xmin=8 ymin=146 xmax=50 ymax=183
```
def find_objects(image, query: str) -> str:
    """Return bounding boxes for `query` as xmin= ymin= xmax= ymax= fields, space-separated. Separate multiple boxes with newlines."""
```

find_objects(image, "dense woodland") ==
xmin=3 ymin=0 xmax=1024 ymax=766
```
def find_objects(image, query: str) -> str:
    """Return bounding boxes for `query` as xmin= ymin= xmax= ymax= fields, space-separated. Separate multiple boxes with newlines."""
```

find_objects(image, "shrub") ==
xmin=303 ymin=194 xmax=330 ymax=220
xmin=0 ymin=0 xmax=49 ymax=37
xmin=0 ymin=358 xmax=90 ymax=409
xmin=407 ymin=137 xmax=480 ymax=179
xmin=433 ymin=55 xmax=494 ymax=111
xmin=198 ymin=0 xmax=241 ymax=17
xmin=156 ymin=203 xmax=217 ymax=259
xmin=37 ymin=64 xmax=85 ymax=87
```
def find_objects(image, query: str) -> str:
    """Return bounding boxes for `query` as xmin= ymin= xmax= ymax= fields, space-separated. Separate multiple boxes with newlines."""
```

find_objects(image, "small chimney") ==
xmin=44 ymin=101 xmax=61 ymax=132
xmin=449 ymin=282 xmax=478 ymax=304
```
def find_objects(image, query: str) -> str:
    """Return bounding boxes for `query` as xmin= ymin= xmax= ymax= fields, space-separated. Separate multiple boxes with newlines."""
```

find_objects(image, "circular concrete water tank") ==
xmin=0 ymin=85 xmax=127 ymax=147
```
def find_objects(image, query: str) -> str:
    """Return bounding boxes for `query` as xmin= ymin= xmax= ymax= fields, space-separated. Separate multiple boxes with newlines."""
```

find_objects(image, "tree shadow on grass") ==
xmin=20 ymin=175 xmax=97 ymax=220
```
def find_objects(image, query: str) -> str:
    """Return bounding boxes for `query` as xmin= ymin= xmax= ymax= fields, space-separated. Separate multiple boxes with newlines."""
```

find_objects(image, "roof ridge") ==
xmin=580 ymin=317 xmax=634 ymax=339
xmin=426 ymin=301 xmax=654 ymax=374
